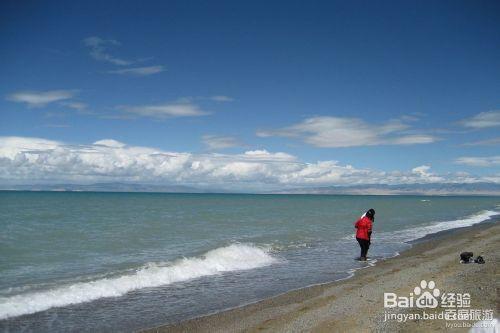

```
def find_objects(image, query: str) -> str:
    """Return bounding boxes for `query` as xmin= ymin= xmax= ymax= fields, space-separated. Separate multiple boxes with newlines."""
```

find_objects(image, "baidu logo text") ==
xmin=384 ymin=280 xmax=441 ymax=309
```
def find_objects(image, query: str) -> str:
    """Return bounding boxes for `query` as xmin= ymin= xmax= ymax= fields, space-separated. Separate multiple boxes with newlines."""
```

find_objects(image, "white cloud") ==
xmin=460 ymin=110 xmax=500 ymax=129
xmin=257 ymin=116 xmax=437 ymax=148
xmin=411 ymin=165 xmax=444 ymax=182
xmin=120 ymin=102 xmax=210 ymax=119
xmin=83 ymin=36 xmax=132 ymax=66
xmin=210 ymin=96 xmax=234 ymax=102
xmin=462 ymin=137 xmax=500 ymax=146
xmin=0 ymin=137 xmax=61 ymax=159
xmin=108 ymin=66 xmax=165 ymax=76
xmin=455 ymin=156 xmax=500 ymax=167
xmin=93 ymin=139 xmax=126 ymax=148
xmin=241 ymin=150 xmax=295 ymax=161
xmin=202 ymin=135 xmax=241 ymax=150
xmin=391 ymin=135 xmax=436 ymax=145
xmin=0 ymin=136 xmax=494 ymax=189
xmin=60 ymin=101 xmax=87 ymax=110
xmin=7 ymin=90 xmax=76 ymax=108
xmin=83 ymin=36 xmax=164 ymax=75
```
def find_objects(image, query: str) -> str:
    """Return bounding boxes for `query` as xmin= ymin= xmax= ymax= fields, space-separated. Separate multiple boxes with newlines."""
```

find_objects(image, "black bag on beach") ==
xmin=460 ymin=252 xmax=473 ymax=263
xmin=474 ymin=256 xmax=485 ymax=264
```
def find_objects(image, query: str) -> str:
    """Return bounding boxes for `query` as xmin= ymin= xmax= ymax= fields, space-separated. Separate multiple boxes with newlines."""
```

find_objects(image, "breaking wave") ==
xmin=0 ymin=243 xmax=277 ymax=319
xmin=376 ymin=210 xmax=498 ymax=242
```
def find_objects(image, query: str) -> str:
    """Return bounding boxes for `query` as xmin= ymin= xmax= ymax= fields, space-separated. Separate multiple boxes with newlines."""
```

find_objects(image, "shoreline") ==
xmin=144 ymin=219 xmax=499 ymax=332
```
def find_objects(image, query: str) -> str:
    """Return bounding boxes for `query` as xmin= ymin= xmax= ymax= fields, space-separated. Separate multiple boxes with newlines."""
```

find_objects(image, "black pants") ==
xmin=356 ymin=237 xmax=370 ymax=258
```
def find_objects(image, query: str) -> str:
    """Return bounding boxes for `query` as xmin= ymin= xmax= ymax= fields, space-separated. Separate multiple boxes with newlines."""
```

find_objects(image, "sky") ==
xmin=0 ymin=0 xmax=499 ymax=190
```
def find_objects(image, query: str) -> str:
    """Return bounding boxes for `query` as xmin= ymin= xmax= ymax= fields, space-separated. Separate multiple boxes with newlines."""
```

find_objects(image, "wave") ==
xmin=375 ymin=210 xmax=498 ymax=243
xmin=0 ymin=243 xmax=277 ymax=320
xmin=342 ymin=209 xmax=498 ymax=243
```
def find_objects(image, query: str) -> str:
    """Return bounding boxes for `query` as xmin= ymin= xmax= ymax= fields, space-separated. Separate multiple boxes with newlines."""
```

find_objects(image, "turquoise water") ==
xmin=0 ymin=192 xmax=499 ymax=332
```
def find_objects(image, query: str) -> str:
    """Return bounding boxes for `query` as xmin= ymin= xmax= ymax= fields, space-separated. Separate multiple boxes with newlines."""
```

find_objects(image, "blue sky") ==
xmin=0 ymin=1 xmax=499 ymax=188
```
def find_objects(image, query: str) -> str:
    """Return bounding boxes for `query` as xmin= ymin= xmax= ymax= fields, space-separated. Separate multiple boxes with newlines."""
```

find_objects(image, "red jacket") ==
xmin=355 ymin=216 xmax=373 ymax=240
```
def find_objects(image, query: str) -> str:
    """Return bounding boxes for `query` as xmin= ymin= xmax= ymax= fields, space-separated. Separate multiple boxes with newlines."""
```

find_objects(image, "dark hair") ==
xmin=365 ymin=208 xmax=375 ymax=221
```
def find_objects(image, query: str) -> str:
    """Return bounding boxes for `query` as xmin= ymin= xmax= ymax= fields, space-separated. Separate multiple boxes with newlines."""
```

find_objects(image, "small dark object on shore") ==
xmin=474 ymin=256 xmax=485 ymax=264
xmin=460 ymin=252 xmax=474 ymax=263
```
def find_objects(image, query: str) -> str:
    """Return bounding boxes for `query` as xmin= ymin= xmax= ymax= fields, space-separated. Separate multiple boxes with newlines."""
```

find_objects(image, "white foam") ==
xmin=0 ymin=243 xmax=277 ymax=320
xmin=375 ymin=210 xmax=498 ymax=243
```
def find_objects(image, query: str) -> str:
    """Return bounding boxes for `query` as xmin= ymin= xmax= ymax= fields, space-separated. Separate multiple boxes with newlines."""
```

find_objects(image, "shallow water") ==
xmin=0 ymin=192 xmax=498 ymax=332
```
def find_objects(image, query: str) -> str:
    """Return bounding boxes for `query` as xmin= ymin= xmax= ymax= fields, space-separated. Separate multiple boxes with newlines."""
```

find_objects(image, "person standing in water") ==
xmin=354 ymin=209 xmax=375 ymax=261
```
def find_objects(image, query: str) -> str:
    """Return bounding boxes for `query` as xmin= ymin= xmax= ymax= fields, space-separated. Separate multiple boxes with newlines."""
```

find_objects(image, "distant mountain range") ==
xmin=0 ymin=182 xmax=214 ymax=193
xmin=1 ymin=182 xmax=499 ymax=195
xmin=270 ymin=183 xmax=500 ymax=195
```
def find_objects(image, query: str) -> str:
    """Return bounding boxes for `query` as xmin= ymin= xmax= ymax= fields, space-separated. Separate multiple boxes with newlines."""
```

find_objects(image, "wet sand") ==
xmin=144 ymin=220 xmax=499 ymax=332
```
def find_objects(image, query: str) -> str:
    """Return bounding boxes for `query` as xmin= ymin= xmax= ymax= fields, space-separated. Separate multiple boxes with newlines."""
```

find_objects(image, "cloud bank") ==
xmin=0 ymin=137 xmax=495 ymax=189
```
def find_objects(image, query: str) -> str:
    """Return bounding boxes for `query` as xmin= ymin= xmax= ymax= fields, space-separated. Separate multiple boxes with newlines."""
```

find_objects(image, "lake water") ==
xmin=0 ymin=192 xmax=498 ymax=332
